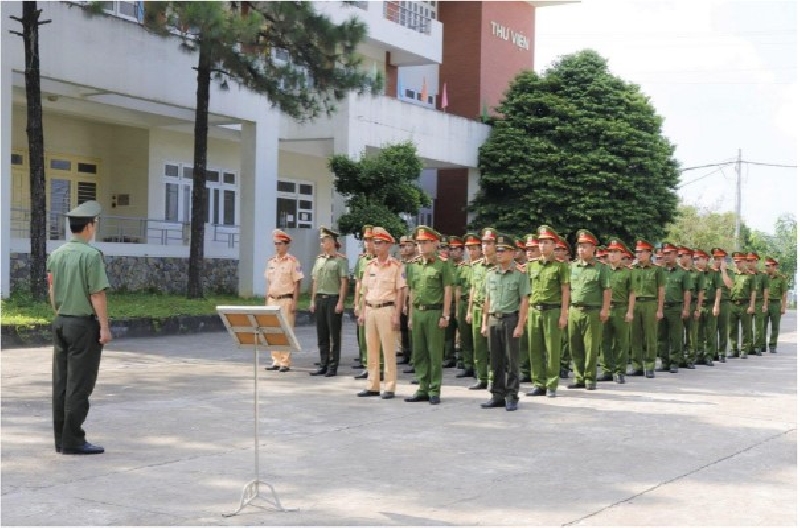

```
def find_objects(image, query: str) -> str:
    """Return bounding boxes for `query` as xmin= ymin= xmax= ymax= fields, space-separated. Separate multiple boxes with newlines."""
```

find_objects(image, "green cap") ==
xmin=495 ymin=233 xmax=515 ymax=250
xmin=413 ymin=225 xmax=439 ymax=242
xmin=65 ymin=200 xmax=101 ymax=218
xmin=480 ymin=227 xmax=498 ymax=241
xmin=319 ymin=226 xmax=339 ymax=240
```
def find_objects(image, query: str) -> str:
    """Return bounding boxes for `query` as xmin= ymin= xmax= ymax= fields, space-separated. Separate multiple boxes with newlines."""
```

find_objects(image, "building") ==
xmin=1 ymin=1 xmax=575 ymax=298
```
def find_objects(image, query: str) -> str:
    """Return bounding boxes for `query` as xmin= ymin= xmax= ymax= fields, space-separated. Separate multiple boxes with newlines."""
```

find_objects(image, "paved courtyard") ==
xmin=1 ymin=313 xmax=796 ymax=525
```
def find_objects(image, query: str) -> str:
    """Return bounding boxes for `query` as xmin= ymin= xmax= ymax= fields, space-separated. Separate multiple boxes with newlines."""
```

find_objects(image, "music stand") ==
xmin=216 ymin=305 xmax=301 ymax=517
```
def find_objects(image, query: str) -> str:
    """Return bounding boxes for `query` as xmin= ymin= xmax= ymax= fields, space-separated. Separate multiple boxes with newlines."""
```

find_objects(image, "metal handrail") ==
xmin=383 ymin=1 xmax=432 ymax=35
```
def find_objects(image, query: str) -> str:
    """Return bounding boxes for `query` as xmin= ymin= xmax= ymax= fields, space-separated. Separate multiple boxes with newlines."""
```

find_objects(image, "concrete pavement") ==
xmin=1 ymin=313 xmax=796 ymax=525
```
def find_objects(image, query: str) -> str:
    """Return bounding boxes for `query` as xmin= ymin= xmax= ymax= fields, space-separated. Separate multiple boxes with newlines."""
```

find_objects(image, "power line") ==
xmin=741 ymin=160 xmax=798 ymax=168
xmin=678 ymin=166 xmax=725 ymax=188
xmin=680 ymin=161 xmax=734 ymax=172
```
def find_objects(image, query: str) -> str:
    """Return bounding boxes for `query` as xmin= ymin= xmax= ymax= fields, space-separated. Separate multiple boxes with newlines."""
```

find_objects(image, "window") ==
xmin=102 ymin=1 xmax=143 ymax=22
xmin=276 ymin=179 xmax=314 ymax=229
xmin=163 ymin=162 xmax=238 ymax=226
xmin=11 ymin=153 xmax=23 ymax=166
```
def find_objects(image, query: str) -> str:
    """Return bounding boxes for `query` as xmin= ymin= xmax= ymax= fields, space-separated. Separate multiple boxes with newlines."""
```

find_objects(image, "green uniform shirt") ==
xmin=713 ymin=266 xmax=732 ymax=301
xmin=698 ymin=268 xmax=721 ymax=304
xmin=527 ymin=258 xmax=569 ymax=305
xmin=730 ymin=269 xmax=754 ymax=301
xmin=485 ymin=265 xmax=530 ymax=313
xmin=662 ymin=265 xmax=691 ymax=303
xmin=456 ymin=262 xmax=473 ymax=297
xmin=311 ymin=253 xmax=349 ymax=295
xmin=683 ymin=266 xmax=702 ymax=301
xmin=632 ymin=263 xmax=665 ymax=298
xmin=752 ymin=271 xmax=768 ymax=301
xmin=355 ymin=253 xmax=374 ymax=280
xmin=470 ymin=258 xmax=495 ymax=303
xmin=46 ymin=237 xmax=110 ymax=316
xmin=607 ymin=264 xmax=633 ymax=305
xmin=409 ymin=257 xmax=454 ymax=305
xmin=570 ymin=260 xmax=611 ymax=306
xmin=767 ymin=273 xmax=788 ymax=300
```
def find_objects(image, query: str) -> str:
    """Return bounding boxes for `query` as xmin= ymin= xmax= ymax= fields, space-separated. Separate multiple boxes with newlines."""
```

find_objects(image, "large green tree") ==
xmin=665 ymin=203 xmax=741 ymax=251
xmin=470 ymin=49 xmax=680 ymax=246
xmin=88 ymin=1 xmax=379 ymax=297
xmin=329 ymin=142 xmax=429 ymax=240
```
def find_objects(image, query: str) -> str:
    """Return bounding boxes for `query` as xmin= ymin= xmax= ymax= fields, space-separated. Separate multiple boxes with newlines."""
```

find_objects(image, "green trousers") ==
xmin=716 ymin=301 xmax=730 ymax=358
xmin=753 ymin=303 xmax=767 ymax=352
xmin=766 ymin=301 xmax=783 ymax=350
xmin=631 ymin=300 xmax=658 ymax=371
xmin=697 ymin=306 xmax=717 ymax=362
xmin=518 ymin=325 xmax=530 ymax=377
xmin=457 ymin=298 xmax=473 ymax=369
xmin=528 ymin=307 xmax=563 ymax=390
xmin=658 ymin=306 xmax=684 ymax=367
xmin=568 ymin=307 xmax=602 ymax=385
xmin=471 ymin=305 xmax=489 ymax=383
xmin=601 ymin=306 xmax=631 ymax=375
xmin=444 ymin=302 xmax=458 ymax=363
xmin=685 ymin=301 xmax=699 ymax=364
xmin=560 ymin=331 xmax=570 ymax=370
xmin=729 ymin=302 xmax=752 ymax=357
xmin=411 ymin=307 xmax=445 ymax=397
xmin=53 ymin=315 xmax=103 ymax=450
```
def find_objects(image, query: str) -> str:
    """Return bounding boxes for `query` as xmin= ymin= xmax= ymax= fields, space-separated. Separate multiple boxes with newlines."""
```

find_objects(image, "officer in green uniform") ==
xmin=600 ymin=238 xmax=635 ymax=384
xmin=728 ymin=252 xmax=756 ymax=359
xmin=710 ymin=248 xmax=734 ymax=361
xmin=309 ymin=227 xmax=349 ymax=377
xmin=353 ymin=225 xmax=375 ymax=376
xmin=658 ymin=243 xmax=691 ymax=373
xmin=747 ymin=252 xmax=770 ymax=355
xmin=514 ymin=237 xmax=532 ymax=383
xmin=456 ymin=233 xmax=481 ymax=378
xmin=526 ymin=227 xmax=569 ymax=397
xmin=443 ymin=236 xmax=464 ymax=369
xmin=48 ymin=200 xmax=111 ymax=455
xmin=466 ymin=228 xmax=499 ymax=390
xmin=630 ymin=240 xmax=665 ymax=378
xmin=764 ymin=257 xmax=788 ymax=353
xmin=405 ymin=226 xmax=453 ymax=405
xmin=694 ymin=249 xmax=722 ymax=366
xmin=567 ymin=230 xmax=611 ymax=390
xmin=555 ymin=237 xmax=572 ymax=378
xmin=398 ymin=235 xmax=416 ymax=365
xmin=480 ymin=233 xmax=530 ymax=411
xmin=678 ymin=246 xmax=704 ymax=368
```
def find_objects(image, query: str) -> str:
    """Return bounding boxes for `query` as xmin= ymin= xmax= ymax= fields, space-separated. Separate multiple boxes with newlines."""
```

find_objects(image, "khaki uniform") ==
xmin=265 ymin=254 xmax=303 ymax=367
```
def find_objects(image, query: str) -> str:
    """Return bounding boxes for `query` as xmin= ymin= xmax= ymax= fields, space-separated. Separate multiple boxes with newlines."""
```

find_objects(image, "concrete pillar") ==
xmin=1 ymin=11 xmax=14 ymax=297
xmin=238 ymin=116 xmax=278 ymax=297
xmin=466 ymin=167 xmax=481 ymax=227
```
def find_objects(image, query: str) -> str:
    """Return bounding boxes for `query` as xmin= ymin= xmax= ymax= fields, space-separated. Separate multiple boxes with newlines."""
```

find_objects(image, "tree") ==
xmin=665 ymin=203 xmax=741 ymax=250
xmin=88 ymin=1 xmax=379 ymax=297
xmin=743 ymin=214 xmax=796 ymax=287
xmin=9 ymin=3 xmax=50 ymax=301
xmin=329 ymin=142 xmax=429 ymax=240
xmin=469 ymin=49 xmax=680 ymax=246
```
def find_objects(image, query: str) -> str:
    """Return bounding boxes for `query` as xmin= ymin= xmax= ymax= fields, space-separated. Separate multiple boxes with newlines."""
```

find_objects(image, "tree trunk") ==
xmin=22 ymin=2 xmax=48 ymax=301
xmin=187 ymin=44 xmax=212 ymax=299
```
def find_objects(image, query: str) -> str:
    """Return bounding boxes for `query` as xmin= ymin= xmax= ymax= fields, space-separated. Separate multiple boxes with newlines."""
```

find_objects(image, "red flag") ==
xmin=441 ymin=82 xmax=448 ymax=111
xmin=421 ymin=77 xmax=428 ymax=104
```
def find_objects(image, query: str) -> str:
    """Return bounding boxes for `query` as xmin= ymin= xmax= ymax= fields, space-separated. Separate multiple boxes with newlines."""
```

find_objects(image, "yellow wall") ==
xmin=278 ymin=150 xmax=335 ymax=228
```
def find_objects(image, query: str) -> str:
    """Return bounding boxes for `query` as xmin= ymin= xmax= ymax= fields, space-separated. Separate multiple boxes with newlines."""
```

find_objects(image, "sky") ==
xmin=534 ymin=0 xmax=797 ymax=235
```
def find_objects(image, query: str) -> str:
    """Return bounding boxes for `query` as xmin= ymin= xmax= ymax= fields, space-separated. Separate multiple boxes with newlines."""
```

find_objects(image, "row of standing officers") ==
xmin=263 ymin=224 xmax=789 ymax=412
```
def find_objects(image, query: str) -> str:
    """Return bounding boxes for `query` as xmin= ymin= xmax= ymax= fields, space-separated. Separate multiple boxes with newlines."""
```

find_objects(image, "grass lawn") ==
xmin=1 ymin=291 xmax=333 ymax=326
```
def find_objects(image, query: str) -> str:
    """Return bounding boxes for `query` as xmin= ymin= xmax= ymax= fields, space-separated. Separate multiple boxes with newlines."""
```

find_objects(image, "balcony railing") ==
xmin=383 ymin=1 xmax=432 ymax=35
xmin=10 ymin=207 xmax=239 ymax=249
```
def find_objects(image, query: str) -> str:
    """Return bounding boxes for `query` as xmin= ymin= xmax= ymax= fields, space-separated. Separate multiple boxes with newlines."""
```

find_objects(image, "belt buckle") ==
xmin=492 ymin=311 xmax=503 ymax=318
xmin=418 ymin=305 xmax=426 ymax=311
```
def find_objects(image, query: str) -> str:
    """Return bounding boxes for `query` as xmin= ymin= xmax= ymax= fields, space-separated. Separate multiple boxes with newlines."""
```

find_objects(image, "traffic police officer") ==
xmin=630 ymin=240 xmax=665 ymax=378
xmin=747 ymin=252 xmax=770 ymax=355
xmin=406 ymin=226 xmax=453 ymax=405
xmin=526 ymin=227 xmax=569 ymax=397
xmin=48 ymin=200 xmax=111 ymax=455
xmin=480 ymin=233 xmax=530 ymax=411
xmin=264 ymin=229 xmax=303 ymax=372
xmin=567 ymin=230 xmax=611 ymax=390
xmin=456 ymin=233 xmax=482 ymax=378
xmin=729 ymin=252 xmax=756 ymax=359
xmin=764 ymin=257 xmax=788 ymax=353
xmin=466 ymin=228 xmax=499 ymax=390
xmin=357 ymin=227 xmax=406 ymax=399
xmin=309 ymin=227 xmax=349 ymax=377
xmin=600 ymin=238 xmax=635 ymax=384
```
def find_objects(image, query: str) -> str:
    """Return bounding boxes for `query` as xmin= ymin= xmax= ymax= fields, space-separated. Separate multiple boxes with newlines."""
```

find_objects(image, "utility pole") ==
xmin=734 ymin=148 xmax=742 ymax=251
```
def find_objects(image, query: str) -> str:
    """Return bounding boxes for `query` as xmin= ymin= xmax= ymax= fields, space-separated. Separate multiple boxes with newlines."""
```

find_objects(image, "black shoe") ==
xmin=279 ymin=366 xmax=290 ymax=373
xmin=354 ymin=371 xmax=368 ymax=379
xmin=352 ymin=364 xmax=366 ymax=369
xmin=567 ymin=382 xmax=586 ymax=389
xmin=456 ymin=369 xmax=475 ymax=378
xmin=404 ymin=394 xmax=429 ymax=402
xmin=585 ymin=383 xmax=597 ymax=390
xmin=769 ymin=348 xmax=777 ymax=354
xmin=61 ymin=442 xmax=104 ymax=455
xmin=645 ymin=370 xmax=655 ymax=378
xmin=598 ymin=373 xmax=614 ymax=382
xmin=559 ymin=368 xmax=569 ymax=379
xmin=669 ymin=365 xmax=679 ymax=373
xmin=719 ymin=355 xmax=727 ymax=363
xmin=397 ymin=357 xmax=410 ymax=365
xmin=469 ymin=381 xmax=487 ymax=390
xmin=678 ymin=361 xmax=688 ymax=369
xmin=526 ymin=387 xmax=547 ymax=397
xmin=381 ymin=391 xmax=395 ymax=399
xmin=519 ymin=374 xmax=532 ymax=383
xmin=403 ymin=367 xmax=415 ymax=374
xmin=740 ymin=354 xmax=748 ymax=359
xmin=481 ymin=398 xmax=505 ymax=409
xmin=616 ymin=374 xmax=626 ymax=384
xmin=265 ymin=365 xmax=280 ymax=371
xmin=629 ymin=369 xmax=644 ymax=377
xmin=442 ymin=360 xmax=457 ymax=369
xmin=324 ymin=370 xmax=338 ymax=377
xmin=55 ymin=444 xmax=62 ymax=453
xmin=429 ymin=395 xmax=441 ymax=405
xmin=310 ymin=368 xmax=327 ymax=376
xmin=357 ymin=390 xmax=380 ymax=397
xmin=505 ymin=399 xmax=519 ymax=411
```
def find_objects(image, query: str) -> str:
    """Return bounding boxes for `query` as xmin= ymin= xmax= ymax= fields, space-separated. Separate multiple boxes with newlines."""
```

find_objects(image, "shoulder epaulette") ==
xmin=411 ymin=256 xmax=422 ymax=263
xmin=336 ymin=252 xmax=347 ymax=258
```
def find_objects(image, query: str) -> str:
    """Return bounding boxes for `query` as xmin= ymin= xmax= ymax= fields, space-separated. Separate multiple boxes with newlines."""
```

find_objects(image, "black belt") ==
xmin=58 ymin=314 xmax=96 ymax=319
xmin=269 ymin=293 xmax=294 ymax=300
xmin=316 ymin=294 xmax=339 ymax=299
xmin=570 ymin=304 xmax=600 ymax=311
xmin=367 ymin=301 xmax=395 ymax=309
xmin=490 ymin=311 xmax=519 ymax=319
xmin=769 ymin=299 xmax=782 ymax=303
xmin=460 ymin=294 xmax=469 ymax=300
xmin=414 ymin=303 xmax=443 ymax=311
xmin=731 ymin=299 xmax=748 ymax=306
xmin=636 ymin=297 xmax=657 ymax=302
xmin=609 ymin=304 xmax=627 ymax=309
xmin=663 ymin=302 xmax=680 ymax=308
xmin=530 ymin=303 xmax=561 ymax=310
